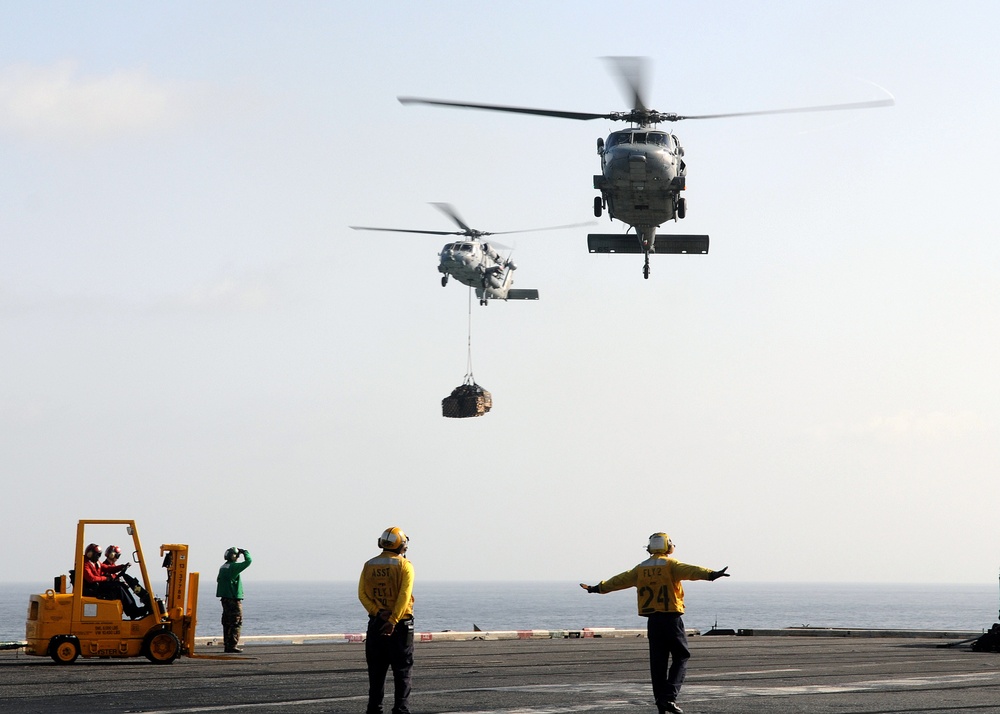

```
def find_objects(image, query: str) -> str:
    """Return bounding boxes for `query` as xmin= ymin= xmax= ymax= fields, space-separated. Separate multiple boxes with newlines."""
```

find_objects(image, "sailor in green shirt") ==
xmin=216 ymin=547 xmax=252 ymax=653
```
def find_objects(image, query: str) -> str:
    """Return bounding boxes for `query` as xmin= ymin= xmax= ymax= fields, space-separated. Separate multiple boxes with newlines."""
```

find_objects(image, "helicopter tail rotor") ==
xmin=499 ymin=248 xmax=517 ymax=290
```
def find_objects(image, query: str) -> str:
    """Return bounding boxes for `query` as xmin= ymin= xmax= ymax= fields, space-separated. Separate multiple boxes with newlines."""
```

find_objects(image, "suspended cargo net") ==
xmin=442 ymin=379 xmax=492 ymax=418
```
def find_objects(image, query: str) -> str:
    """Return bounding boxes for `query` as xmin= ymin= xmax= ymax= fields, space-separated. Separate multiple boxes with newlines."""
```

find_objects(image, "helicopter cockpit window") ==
xmin=444 ymin=243 xmax=455 ymax=251
xmin=607 ymin=132 xmax=631 ymax=148
xmin=459 ymin=243 xmax=473 ymax=252
xmin=648 ymin=133 xmax=669 ymax=147
xmin=633 ymin=133 xmax=647 ymax=144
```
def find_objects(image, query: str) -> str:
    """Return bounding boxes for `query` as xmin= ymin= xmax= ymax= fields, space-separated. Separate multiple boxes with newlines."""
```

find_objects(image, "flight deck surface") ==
xmin=2 ymin=635 xmax=999 ymax=713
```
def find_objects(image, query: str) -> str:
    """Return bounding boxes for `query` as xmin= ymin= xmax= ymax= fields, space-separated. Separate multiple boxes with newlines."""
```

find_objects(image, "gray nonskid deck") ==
xmin=2 ymin=635 xmax=998 ymax=713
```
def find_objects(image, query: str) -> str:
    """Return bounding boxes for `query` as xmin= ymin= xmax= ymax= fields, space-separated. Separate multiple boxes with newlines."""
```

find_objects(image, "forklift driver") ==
xmin=82 ymin=543 xmax=145 ymax=619
xmin=104 ymin=545 xmax=152 ymax=618
xmin=100 ymin=545 xmax=130 ymax=577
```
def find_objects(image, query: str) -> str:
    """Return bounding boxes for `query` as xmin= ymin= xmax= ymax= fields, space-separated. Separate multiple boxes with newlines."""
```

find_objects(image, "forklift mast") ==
xmin=160 ymin=544 xmax=199 ymax=655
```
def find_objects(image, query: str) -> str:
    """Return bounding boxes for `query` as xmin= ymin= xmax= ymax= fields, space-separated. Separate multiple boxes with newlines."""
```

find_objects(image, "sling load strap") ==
xmin=464 ymin=285 xmax=475 ymax=386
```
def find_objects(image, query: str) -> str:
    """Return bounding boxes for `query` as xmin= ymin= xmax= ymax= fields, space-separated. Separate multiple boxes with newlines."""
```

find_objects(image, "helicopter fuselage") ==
xmin=594 ymin=128 xmax=687 ymax=230
xmin=438 ymin=239 xmax=518 ymax=302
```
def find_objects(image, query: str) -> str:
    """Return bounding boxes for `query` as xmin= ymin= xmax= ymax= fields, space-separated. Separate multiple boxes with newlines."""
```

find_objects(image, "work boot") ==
xmin=224 ymin=646 xmax=243 ymax=653
xmin=661 ymin=702 xmax=684 ymax=714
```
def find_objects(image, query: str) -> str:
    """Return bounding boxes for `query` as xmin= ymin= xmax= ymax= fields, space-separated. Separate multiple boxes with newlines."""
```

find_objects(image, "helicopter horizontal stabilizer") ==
xmin=587 ymin=234 xmax=710 ymax=254
xmin=475 ymin=288 xmax=539 ymax=301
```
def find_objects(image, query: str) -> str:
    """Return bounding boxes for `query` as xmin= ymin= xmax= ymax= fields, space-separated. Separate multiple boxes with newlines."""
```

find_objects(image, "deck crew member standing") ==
xmin=580 ymin=533 xmax=729 ymax=714
xmin=216 ymin=547 xmax=252 ymax=653
xmin=359 ymin=527 xmax=415 ymax=714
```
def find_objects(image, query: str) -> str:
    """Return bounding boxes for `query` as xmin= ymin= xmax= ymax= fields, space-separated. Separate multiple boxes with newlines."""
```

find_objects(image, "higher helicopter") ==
xmin=399 ymin=57 xmax=894 ymax=279
xmin=350 ymin=202 xmax=589 ymax=305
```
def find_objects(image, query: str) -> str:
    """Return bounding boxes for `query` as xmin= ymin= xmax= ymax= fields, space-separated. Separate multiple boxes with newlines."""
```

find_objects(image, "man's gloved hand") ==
xmin=579 ymin=583 xmax=600 ymax=594
xmin=238 ymin=549 xmax=246 ymax=555
xmin=708 ymin=567 xmax=730 ymax=581
xmin=374 ymin=608 xmax=393 ymax=634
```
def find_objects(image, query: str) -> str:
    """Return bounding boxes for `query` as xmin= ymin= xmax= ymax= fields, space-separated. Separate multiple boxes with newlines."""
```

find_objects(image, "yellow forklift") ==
xmin=24 ymin=519 xmax=199 ymax=664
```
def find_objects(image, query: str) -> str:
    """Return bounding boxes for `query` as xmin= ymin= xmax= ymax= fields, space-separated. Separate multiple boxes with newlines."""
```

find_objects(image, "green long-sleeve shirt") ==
xmin=216 ymin=551 xmax=252 ymax=599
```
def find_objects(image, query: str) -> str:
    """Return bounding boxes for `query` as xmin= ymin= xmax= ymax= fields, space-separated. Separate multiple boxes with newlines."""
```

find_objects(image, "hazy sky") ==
xmin=3 ymin=2 xmax=999 ymax=587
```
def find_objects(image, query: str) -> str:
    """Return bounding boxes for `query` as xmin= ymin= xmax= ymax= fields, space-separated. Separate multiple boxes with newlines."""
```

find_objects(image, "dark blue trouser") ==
xmin=647 ymin=612 xmax=690 ymax=708
xmin=365 ymin=616 xmax=414 ymax=714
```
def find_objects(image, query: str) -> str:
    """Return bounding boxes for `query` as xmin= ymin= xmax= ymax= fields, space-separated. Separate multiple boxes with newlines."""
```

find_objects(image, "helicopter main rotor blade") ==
xmin=487 ymin=221 xmax=597 ymax=236
xmin=604 ymin=56 xmax=649 ymax=114
xmin=399 ymin=96 xmax=611 ymax=122
xmin=675 ymin=96 xmax=895 ymax=121
xmin=430 ymin=202 xmax=476 ymax=234
xmin=350 ymin=226 xmax=466 ymax=236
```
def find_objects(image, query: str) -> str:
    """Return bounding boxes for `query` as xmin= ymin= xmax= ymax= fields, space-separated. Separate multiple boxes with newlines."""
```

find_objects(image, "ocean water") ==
xmin=3 ymin=580 xmax=998 ymax=642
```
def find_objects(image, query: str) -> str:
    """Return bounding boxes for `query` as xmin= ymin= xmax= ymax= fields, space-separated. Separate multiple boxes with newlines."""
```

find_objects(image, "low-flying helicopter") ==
xmin=350 ymin=203 xmax=589 ymax=305
xmin=399 ymin=57 xmax=894 ymax=279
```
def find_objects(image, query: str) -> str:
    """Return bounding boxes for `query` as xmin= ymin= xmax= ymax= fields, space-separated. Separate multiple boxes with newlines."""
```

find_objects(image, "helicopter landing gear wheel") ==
xmin=643 ymin=254 xmax=650 ymax=280
xmin=593 ymin=196 xmax=603 ymax=218
xmin=441 ymin=275 xmax=448 ymax=287
xmin=677 ymin=196 xmax=686 ymax=219
xmin=49 ymin=635 xmax=80 ymax=665
xmin=143 ymin=629 xmax=181 ymax=664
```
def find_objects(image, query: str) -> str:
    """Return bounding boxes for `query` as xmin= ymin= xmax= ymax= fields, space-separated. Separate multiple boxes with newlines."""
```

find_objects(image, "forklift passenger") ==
xmin=82 ymin=543 xmax=144 ymax=619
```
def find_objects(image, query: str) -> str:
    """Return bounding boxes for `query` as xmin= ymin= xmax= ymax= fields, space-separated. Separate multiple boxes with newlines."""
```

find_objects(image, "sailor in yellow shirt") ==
xmin=580 ymin=533 xmax=729 ymax=714
xmin=359 ymin=527 xmax=415 ymax=714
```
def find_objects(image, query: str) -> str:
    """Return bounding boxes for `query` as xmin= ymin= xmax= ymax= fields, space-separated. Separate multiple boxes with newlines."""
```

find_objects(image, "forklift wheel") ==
xmin=49 ymin=636 xmax=80 ymax=665
xmin=144 ymin=630 xmax=181 ymax=664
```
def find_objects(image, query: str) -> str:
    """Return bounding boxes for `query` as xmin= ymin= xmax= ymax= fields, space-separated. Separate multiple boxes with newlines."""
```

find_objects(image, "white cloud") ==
xmin=0 ymin=277 xmax=277 ymax=315
xmin=0 ymin=61 xmax=188 ymax=142
xmin=806 ymin=409 xmax=992 ymax=442
xmin=854 ymin=410 xmax=990 ymax=439
xmin=177 ymin=277 xmax=277 ymax=312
